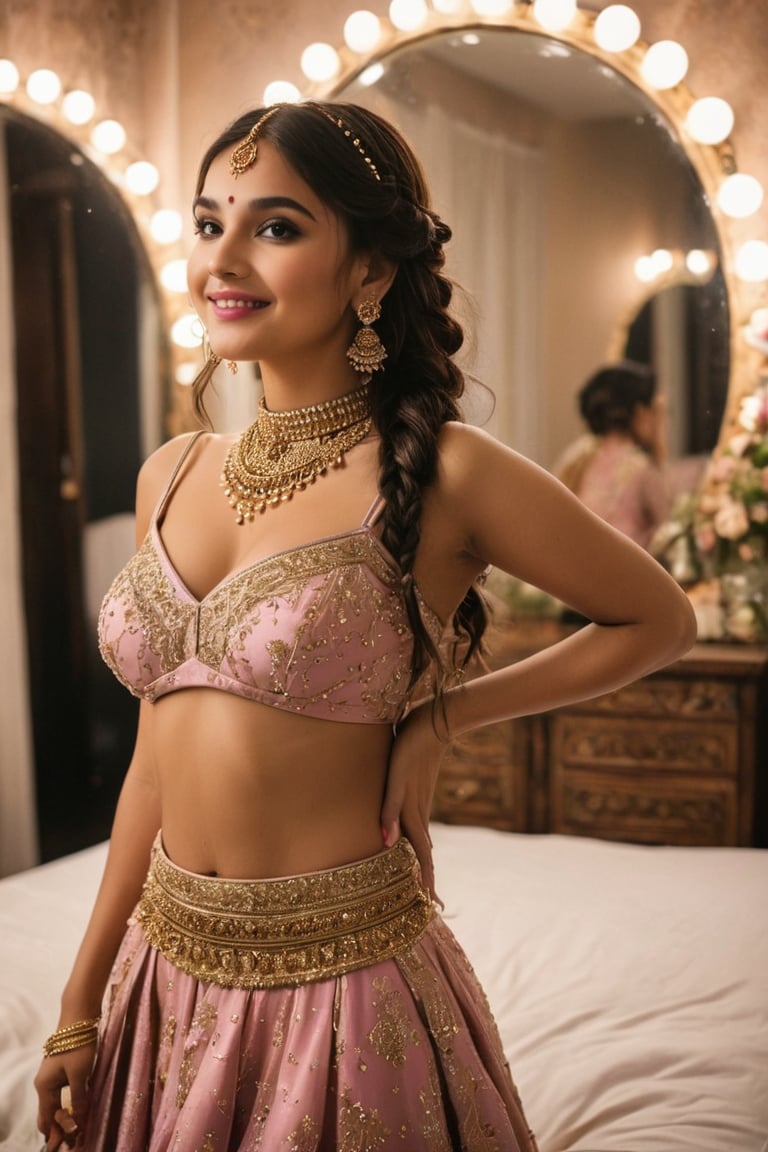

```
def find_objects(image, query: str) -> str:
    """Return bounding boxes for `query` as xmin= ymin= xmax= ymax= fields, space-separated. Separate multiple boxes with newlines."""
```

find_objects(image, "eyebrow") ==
xmin=193 ymin=195 xmax=317 ymax=221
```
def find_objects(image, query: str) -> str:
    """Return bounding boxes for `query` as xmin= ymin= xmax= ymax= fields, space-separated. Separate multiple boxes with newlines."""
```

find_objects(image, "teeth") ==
xmin=216 ymin=298 xmax=261 ymax=309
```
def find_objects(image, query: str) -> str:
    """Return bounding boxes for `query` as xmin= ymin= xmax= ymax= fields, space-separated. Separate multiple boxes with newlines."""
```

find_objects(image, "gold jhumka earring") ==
xmin=346 ymin=296 xmax=387 ymax=373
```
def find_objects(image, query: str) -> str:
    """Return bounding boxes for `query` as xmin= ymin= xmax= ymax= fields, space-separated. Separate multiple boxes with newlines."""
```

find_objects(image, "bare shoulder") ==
xmin=135 ymin=432 xmax=207 ymax=538
xmin=434 ymin=420 xmax=547 ymax=502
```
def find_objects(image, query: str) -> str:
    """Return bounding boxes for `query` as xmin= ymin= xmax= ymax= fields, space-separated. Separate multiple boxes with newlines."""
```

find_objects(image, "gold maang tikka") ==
xmin=221 ymin=382 xmax=372 ymax=524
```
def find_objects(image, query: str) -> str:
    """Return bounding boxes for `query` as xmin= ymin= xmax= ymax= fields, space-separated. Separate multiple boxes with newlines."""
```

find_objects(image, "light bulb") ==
xmin=125 ymin=160 xmax=159 ymax=196
xmin=61 ymin=89 xmax=95 ymax=125
xmin=300 ymin=43 xmax=341 ymax=82
xmin=344 ymin=11 xmax=382 ymax=53
xmin=358 ymin=63 xmax=385 ymax=87
xmin=160 ymin=259 xmax=188 ymax=293
xmin=686 ymin=249 xmax=713 ymax=277
xmin=685 ymin=97 xmax=734 ymax=145
xmin=593 ymin=5 xmax=641 ymax=53
xmin=172 ymin=313 xmax=204 ymax=349
xmin=175 ymin=362 xmax=199 ymax=387
xmin=734 ymin=240 xmax=768 ymax=283
xmin=634 ymin=256 xmax=656 ymax=283
xmin=389 ymin=0 xmax=429 ymax=32
xmin=532 ymin=0 xmax=577 ymax=32
xmin=717 ymin=173 xmax=764 ymax=219
xmin=263 ymin=80 xmax=300 ymax=104
xmin=150 ymin=209 xmax=183 ymax=244
xmin=26 ymin=68 xmax=61 ymax=104
xmin=641 ymin=40 xmax=688 ymax=89
xmin=0 ymin=59 xmax=20 ymax=94
xmin=651 ymin=248 xmax=674 ymax=274
xmin=91 ymin=119 xmax=127 ymax=154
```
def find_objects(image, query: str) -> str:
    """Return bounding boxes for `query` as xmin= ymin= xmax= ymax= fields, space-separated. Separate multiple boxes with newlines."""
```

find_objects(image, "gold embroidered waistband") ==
xmin=136 ymin=836 xmax=434 ymax=989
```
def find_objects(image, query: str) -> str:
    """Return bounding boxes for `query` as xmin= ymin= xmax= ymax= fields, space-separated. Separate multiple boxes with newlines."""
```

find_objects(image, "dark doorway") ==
xmin=6 ymin=111 xmax=163 ymax=859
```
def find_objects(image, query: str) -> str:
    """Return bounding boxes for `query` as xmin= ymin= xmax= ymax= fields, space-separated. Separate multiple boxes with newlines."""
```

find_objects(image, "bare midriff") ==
xmin=153 ymin=689 xmax=393 ymax=880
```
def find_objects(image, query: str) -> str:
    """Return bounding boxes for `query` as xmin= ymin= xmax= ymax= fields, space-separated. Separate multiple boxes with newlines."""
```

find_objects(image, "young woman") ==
xmin=554 ymin=360 xmax=670 ymax=549
xmin=35 ymin=102 xmax=696 ymax=1151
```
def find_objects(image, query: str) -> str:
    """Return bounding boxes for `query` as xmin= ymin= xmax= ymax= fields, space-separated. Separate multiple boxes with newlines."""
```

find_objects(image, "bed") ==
xmin=1 ymin=824 xmax=767 ymax=1152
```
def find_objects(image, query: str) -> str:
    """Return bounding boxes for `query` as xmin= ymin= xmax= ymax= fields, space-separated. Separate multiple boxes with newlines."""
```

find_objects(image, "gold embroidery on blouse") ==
xmin=99 ymin=531 xmax=431 ymax=720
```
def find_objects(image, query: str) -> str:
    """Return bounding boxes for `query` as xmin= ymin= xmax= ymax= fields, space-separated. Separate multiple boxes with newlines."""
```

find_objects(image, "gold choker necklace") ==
xmin=221 ymin=384 xmax=372 ymax=524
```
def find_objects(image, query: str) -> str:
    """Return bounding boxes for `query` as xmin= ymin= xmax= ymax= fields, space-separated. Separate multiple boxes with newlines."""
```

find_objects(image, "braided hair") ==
xmin=192 ymin=100 xmax=488 ymax=689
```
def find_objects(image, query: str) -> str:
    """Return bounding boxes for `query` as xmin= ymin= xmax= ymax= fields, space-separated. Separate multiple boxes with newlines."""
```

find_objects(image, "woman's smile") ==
xmin=208 ymin=292 xmax=270 ymax=320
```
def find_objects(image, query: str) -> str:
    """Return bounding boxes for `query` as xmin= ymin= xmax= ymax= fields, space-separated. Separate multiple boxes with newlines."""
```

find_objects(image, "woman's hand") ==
xmin=381 ymin=698 xmax=449 ymax=903
xmin=35 ymin=1042 xmax=96 ymax=1150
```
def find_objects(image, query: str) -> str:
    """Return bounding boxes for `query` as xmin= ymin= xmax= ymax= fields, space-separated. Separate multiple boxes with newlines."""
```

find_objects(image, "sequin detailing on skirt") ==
xmin=136 ymin=835 xmax=434 ymax=988
xmin=84 ymin=841 xmax=539 ymax=1151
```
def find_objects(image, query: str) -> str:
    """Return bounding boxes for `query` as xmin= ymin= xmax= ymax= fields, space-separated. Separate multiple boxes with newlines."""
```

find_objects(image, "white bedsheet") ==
xmin=1 ymin=826 xmax=766 ymax=1151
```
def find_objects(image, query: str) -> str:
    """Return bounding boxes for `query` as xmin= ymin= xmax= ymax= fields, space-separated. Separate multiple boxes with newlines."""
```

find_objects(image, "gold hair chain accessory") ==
xmin=42 ymin=1016 xmax=101 ymax=1058
xmin=229 ymin=104 xmax=381 ymax=181
xmin=221 ymin=382 xmax=372 ymax=524
xmin=230 ymin=106 xmax=282 ymax=177
xmin=347 ymin=296 xmax=387 ymax=373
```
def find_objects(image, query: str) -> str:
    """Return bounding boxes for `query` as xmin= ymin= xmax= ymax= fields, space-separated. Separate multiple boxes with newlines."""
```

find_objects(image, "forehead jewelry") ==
xmin=229 ymin=106 xmax=282 ymax=177
xmin=229 ymin=104 xmax=381 ymax=182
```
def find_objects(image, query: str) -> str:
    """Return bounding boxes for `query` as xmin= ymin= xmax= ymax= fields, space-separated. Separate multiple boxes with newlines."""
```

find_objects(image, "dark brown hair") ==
xmin=579 ymin=359 xmax=656 ymax=436
xmin=192 ymin=101 xmax=488 ymax=688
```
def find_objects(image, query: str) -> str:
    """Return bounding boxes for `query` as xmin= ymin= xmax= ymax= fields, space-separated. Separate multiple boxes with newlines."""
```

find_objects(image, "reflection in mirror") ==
xmin=340 ymin=28 xmax=728 ymax=474
xmin=1 ymin=108 xmax=168 ymax=859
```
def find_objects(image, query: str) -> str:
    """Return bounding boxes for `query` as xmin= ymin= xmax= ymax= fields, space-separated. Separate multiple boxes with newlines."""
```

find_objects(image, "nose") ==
xmin=207 ymin=235 xmax=249 ymax=280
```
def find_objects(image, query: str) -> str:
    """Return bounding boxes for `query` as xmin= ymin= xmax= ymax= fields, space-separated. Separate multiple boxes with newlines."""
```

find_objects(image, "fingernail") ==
xmin=381 ymin=825 xmax=389 ymax=845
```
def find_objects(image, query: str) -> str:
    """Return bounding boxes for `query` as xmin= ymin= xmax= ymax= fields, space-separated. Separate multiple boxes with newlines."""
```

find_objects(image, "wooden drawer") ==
xmin=433 ymin=719 xmax=527 ymax=831
xmin=565 ymin=677 xmax=740 ymax=722
xmin=549 ymin=713 xmax=740 ymax=844
xmin=550 ymin=714 xmax=738 ymax=777
xmin=550 ymin=768 xmax=739 ymax=845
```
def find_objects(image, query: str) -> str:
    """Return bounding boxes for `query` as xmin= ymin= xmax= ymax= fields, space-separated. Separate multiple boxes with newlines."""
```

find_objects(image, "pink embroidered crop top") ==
xmin=98 ymin=433 xmax=442 ymax=724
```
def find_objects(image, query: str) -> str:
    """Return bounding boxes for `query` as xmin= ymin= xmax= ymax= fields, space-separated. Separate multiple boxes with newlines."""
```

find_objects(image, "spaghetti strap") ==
xmin=361 ymin=493 xmax=386 ymax=528
xmin=153 ymin=431 xmax=206 ymax=524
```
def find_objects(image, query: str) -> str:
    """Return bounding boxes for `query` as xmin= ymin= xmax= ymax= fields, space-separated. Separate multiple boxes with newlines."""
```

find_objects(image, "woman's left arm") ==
xmin=382 ymin=423 xmax=697 ymax=889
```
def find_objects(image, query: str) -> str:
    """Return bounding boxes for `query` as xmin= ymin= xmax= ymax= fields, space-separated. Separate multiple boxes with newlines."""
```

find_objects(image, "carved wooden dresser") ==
xmin=432 ymin=619 xmax=768 ymax=847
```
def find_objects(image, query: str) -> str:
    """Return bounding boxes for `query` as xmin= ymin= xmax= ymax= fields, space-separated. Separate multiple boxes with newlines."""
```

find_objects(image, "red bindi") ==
xmin=228 ymin=195 xmax=235 ymax=204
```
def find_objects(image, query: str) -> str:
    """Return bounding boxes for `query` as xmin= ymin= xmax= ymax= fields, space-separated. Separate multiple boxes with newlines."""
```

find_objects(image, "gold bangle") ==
xmin=42 ymin=1017 xmax=101 ymax=1058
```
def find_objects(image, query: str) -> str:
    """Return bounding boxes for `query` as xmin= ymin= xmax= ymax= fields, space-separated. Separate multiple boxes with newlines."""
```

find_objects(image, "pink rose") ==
xmin=738 ymin=542 xmax=755 ymax=562
xmin=727 ymin=433 xmax=752 ymax=459
xmin=750 ymin=501 xmax=768 ymax=524
xmin=714 ymin=498 xmax=750 ymax=540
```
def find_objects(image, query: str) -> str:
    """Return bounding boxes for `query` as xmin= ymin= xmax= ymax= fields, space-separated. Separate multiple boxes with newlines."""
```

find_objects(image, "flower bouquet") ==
xmin=653 ymin=379 xmax=768 ymax=642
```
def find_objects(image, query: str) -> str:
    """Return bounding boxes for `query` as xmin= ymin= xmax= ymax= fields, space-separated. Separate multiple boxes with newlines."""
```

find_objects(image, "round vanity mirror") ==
xmin=337 ymin=27 xmax=728 ymax=489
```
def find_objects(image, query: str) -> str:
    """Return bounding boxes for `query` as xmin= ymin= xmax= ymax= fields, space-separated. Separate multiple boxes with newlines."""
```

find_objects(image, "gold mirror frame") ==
xmin=300 ymin=3 xmax=765 ymax=462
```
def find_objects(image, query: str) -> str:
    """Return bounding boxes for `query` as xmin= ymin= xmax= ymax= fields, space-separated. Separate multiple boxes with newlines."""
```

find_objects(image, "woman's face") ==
xmin=187 ymin=140 xmax=368 ymax=378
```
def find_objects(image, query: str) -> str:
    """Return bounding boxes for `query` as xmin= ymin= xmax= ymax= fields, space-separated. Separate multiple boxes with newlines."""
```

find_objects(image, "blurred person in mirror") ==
xmin=34 ymin=103 xmax=695 ymax=1152
xmin=554 ymin=360 xmax=670 ymax=549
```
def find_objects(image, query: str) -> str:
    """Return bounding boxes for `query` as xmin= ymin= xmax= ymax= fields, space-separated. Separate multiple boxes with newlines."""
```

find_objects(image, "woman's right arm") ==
xmin=34 ymin=704 xmax=161 ymax=1146
xmin=34 ymin=444 xmax=181 ymax=1148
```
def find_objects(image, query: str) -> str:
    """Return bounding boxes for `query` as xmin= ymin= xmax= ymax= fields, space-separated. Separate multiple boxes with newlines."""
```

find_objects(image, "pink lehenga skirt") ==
xmin=84 ymin=835 xmax=537 ymax=1151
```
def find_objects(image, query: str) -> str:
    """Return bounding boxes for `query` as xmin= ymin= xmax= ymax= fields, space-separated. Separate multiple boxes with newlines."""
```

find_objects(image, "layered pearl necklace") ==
xmin=221 ymin=383 xmax=372 ymax=524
